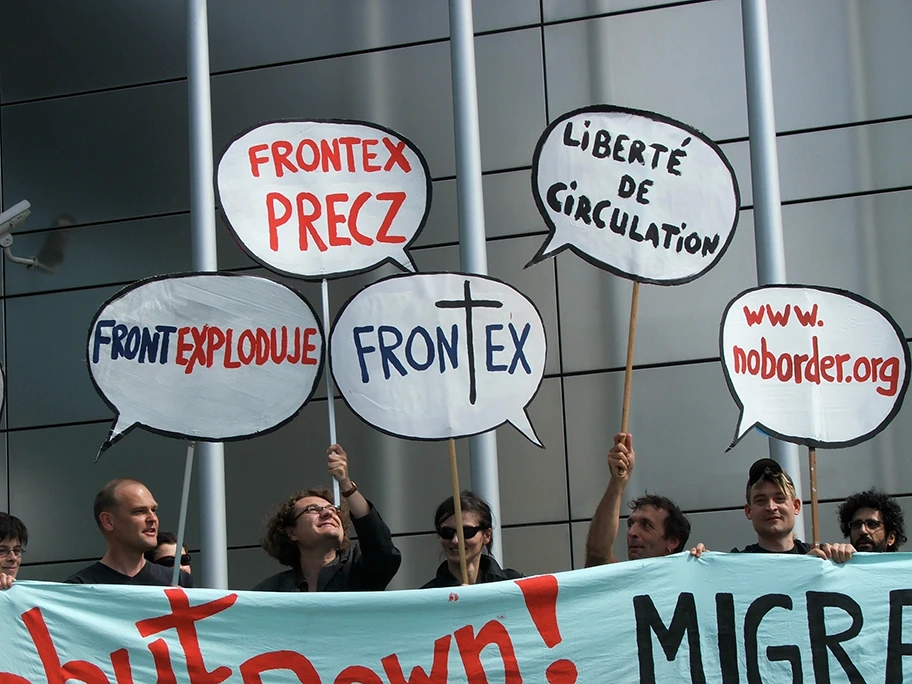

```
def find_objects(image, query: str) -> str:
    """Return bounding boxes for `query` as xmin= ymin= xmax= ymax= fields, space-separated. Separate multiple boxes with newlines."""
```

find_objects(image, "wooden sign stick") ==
xmin=617 ymin=282 xmax=640 ymax=476
xmin=809 ymin=446 xmax=820 ymax=546
xmin=448 ymin=438 xmax=470 ymax=585
xmin=621 ymin=282 xmax=640 ymax=432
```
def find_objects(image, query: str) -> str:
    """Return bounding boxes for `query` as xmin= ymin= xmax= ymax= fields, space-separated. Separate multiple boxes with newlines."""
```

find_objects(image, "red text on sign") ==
xmin=266 ymin=191 xmax=407 ymax=253
xmin=247 ymin=137 xmax=411 ymax=178
xmin=732 ymin=336 xmax=901 ymax=397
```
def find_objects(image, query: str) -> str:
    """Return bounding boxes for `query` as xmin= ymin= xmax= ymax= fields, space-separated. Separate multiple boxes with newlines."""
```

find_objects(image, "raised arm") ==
xmin=585 ymin=432 xmax=634 ymax=567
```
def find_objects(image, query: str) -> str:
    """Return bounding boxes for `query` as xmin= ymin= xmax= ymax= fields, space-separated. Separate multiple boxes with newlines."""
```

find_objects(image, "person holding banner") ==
xmin=253 ymin=444 xmax=401 ymax=592
xmin=0 ymin=512 xmax=28 ymax=589
xmin=585 ymin=433 xmax=691 ymax=565
xmin=730 ymin=459 xmax=854 ymax=562
xmin=422 ymin=492 xmax=522 ymax=588
xmin=66 ymin=479 xmax=193 ymax=587
xmin=838 ymin=489 xmax=906 ymax=552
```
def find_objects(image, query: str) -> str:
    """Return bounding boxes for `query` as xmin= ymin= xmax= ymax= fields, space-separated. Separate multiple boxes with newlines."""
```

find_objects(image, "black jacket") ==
xmin=421 ymin=554 xmax=522 ymax=589
xmin=252 ymin=502 xmax=401 ymax=592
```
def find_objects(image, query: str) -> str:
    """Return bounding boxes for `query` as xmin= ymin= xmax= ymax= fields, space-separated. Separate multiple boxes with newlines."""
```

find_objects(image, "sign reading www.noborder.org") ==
xmin=721 ymin=285 xmax=910 ymax=448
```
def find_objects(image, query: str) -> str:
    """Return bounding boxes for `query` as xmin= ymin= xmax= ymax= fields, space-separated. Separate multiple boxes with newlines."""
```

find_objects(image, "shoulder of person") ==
xmin=251 ymin=568 xmax=297 ymax=592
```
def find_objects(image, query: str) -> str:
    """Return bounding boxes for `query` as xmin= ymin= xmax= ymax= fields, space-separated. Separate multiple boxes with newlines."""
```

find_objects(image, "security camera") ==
xmin=0 ymin=200 xmax=31 ymax=238
xmin=0 ymin=200 xmax=56 ymax=274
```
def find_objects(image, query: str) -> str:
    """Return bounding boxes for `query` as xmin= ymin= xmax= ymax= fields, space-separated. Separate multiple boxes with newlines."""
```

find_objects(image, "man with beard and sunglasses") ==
xmin=67 ymin=479 xmax=193 ymax=587
xmin=838 ymin=489 xmax=906 ymax=552
xmin=253 ymin=444 xmax=401 ymax=592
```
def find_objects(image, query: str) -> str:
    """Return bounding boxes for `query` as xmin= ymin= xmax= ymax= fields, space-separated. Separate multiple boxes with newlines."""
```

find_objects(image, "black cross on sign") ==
xmin=435 ymin=279 xmax=503 ymax=405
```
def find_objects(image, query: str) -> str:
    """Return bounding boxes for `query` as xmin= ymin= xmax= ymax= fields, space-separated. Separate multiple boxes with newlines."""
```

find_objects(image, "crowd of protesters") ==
xmin=0 ymin=436 xmax=905 ymax=591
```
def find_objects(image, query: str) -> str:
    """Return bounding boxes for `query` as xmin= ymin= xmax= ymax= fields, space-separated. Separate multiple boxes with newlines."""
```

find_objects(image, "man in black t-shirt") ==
xmin=730 ymin=459 xmax=852 ymax=562
xmin=66 ymin=478 xmax=192 ymax=587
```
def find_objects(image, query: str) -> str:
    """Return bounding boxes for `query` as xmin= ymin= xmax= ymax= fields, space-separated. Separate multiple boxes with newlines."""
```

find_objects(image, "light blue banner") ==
xmin=1 ymin=553 xmax=910 ymax=683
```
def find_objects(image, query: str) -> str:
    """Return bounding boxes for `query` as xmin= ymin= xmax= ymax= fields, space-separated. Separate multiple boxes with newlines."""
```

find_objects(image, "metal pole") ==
xmin=447 ymin=0 xmax=503 ymax=563
xmin=187 ymin=0 xmax=229 ymax=588
xmin=741 ymin=0 xmax=805 ymax=540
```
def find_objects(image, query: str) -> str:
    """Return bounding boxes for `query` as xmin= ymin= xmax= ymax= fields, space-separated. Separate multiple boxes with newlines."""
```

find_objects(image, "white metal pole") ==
xmin=448 ymin=0 xmax=503 ymax=563
xmin=741 ymin=0 xmax=805 ymax=540
xmin=187 ymin=0 xmax=229 ymax=588
xmin=321 ymin=278 xmax=341 ymax=505
xmin=172 ymin=442 xmax=195 ymax=587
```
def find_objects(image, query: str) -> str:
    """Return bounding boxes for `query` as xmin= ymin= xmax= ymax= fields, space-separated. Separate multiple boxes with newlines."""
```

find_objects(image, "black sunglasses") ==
xmin=436 ymin=525 xmax=485 ymax=541
xmin=153 ymin=553 xmax=192 ymax=568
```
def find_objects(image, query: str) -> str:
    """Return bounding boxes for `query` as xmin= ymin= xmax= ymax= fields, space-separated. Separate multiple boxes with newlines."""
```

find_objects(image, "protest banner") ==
xmin=216 ymin=120 xmax=431 ymax=280
xmin=529 ymin=105 xmax=740 ymax=452
xmin=721 ymin=284 xmax=910 ymax=542
xmin=87 ymin=273 xmax=324 ymax=452
xmin=3 ymin=553 xmax=912 ymax=682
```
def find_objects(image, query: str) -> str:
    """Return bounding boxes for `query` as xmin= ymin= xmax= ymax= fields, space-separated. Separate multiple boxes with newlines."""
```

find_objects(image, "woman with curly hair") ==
xmin=252 ymin=444 xmax=401 ymax=592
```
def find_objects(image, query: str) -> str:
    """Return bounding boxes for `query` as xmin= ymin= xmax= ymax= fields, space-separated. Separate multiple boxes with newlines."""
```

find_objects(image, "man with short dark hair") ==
xmin=66 ymin=479 xmax=192 ymax=587
xmin=585 ymin=433 xmax=692 ymax=566
xmin=0 ymin=512 xmax=28 ymax=589
xmin=252 ymin=444 xmax=400 ymax=592
xmin=838 ymin=488 xmax=906 ymax=552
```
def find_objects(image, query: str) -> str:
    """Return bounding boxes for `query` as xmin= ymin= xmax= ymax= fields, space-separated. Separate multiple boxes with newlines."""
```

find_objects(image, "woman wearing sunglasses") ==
xmin=144 ymin=531 xmax=192 ymax=576
xmin=422 ymin=491 xmax=522 ymax=588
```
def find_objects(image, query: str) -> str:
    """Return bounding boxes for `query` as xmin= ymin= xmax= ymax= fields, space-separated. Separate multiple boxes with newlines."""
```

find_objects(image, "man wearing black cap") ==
xmin=732 ymin=458 xmax=853 ymax=561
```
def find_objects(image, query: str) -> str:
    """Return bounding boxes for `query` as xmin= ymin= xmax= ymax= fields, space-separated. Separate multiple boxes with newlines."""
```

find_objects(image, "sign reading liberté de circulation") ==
xmin=217 ymin=120 xmax=431 ymax=279
xmin=530 ymin=105 xmax=739 ymax=285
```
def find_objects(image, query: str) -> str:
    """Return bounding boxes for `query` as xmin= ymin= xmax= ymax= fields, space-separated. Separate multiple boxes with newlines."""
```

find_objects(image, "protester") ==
xmin=66 ymin=479 xmax=193 ymax=587
xmin=0 ymin=512 xmax=28 ymax=590
xmin=422 ymin=491 xmax=522 ymax=588
xmin=585 ymin=433 xmax=692 ymax=566
xmin=838 ymin=488 xmax=906 ymax=552
xmin=722 ymin=459 xmax=853 ymax=562
xmin=145 ymin=530 xmax=193 ymax=575
xmin=253 ymin=444 xmax=401 ymax=592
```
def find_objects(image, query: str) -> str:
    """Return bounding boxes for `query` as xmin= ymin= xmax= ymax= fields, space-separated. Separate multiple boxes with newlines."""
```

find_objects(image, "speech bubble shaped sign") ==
xmin=87 ymin=273 xmax=324 ymax=450
xmin=217 ymin=120 xmax=431 ymax=279
xmin=330 ymin=273 xmax=546 ymax=446
xmin=721 ymin=285 xmax=910 ymax=449
xmin=530 ymin=105 xmax=739 ymax=284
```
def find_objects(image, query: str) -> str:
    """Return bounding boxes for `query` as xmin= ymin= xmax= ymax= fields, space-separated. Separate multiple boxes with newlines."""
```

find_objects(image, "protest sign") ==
xmin=87 ymin=273 xmax=324 ymax=451
xmin=330 ymin=273 xmax=546 ymax=446
xmin=529 ymin=105 xmax=739 ymax=285
xmin=216 ymin=120 xmax=431 ymax=279
xmin=721 ymin=285 xmax=910 ymax=449
xmin=3 ymin=553 xmax=912 ymax=682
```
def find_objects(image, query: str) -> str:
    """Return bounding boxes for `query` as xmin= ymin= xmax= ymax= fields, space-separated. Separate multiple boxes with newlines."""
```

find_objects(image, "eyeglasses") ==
xmin=436 ymin=525 xmax=485 ymax=541
xmin=849 ymin=518 xmax=884 ymax=531
xmin=0 ymin=546 xmax=25 ymax=559
xmin=153 ymin=553 xmax=192 ymax=568
xmin=290 ymin=503 xmax=341 ymax=524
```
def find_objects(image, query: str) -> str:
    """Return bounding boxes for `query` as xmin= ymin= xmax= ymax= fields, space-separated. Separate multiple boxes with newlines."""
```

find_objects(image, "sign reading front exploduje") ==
xmin=530 ymin=105 xmax=739 ymax=285
xmin=87 ymin=273 xmax=324 ymax=451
